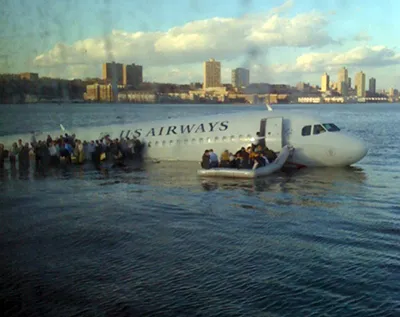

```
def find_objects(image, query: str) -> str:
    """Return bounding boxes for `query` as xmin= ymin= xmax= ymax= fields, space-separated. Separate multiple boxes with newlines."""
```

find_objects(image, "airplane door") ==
xmin=259 ymin=117 xmax=283 ymax=152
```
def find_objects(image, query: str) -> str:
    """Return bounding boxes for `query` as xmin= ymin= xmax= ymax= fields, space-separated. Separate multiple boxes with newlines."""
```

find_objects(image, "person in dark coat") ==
xmin=201 ymin=150 xmax=210 ymax=169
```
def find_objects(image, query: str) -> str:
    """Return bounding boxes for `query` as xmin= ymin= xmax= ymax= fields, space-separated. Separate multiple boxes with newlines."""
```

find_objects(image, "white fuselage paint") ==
xmin=0 ymin=109 xmax=368 ymax=167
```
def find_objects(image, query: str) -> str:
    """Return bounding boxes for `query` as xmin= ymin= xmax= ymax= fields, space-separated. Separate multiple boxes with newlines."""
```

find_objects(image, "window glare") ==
xmin=322 ymin=123 xmax=341 ymax=132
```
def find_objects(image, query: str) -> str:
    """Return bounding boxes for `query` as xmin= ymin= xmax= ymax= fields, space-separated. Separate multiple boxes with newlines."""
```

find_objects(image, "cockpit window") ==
xmin=313 ymin=124 xmax=326 ymax=135
xmin=301 ymin=125 xmax=311 ymax=136
xmin=322 ymin=123 xmax=341 ymax=132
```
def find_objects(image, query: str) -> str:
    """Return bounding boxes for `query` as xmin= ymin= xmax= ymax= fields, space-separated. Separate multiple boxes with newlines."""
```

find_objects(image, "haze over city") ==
xmin=1 ymin=0 xmax=400 ymax=88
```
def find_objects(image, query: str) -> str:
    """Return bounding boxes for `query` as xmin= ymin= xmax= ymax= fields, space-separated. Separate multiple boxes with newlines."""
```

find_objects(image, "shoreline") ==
xmin=0 ymin=100 xmax=395 ymax=105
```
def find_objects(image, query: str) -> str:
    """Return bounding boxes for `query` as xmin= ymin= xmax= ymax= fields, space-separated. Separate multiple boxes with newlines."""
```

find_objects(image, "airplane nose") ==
xmin=345 ymin=137 xmax=368 ymax=164
xmin=355 ymin=138 xmax=368 ymax=159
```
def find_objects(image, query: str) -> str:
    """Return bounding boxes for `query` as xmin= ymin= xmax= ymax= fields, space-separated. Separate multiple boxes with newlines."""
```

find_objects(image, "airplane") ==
xmin=0 ymin=107 xmax=368 ymax=168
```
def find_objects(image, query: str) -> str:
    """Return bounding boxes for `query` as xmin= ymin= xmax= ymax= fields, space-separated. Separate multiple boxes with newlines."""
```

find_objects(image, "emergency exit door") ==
xmin=259 ymin=117 xmax=283 ymax=152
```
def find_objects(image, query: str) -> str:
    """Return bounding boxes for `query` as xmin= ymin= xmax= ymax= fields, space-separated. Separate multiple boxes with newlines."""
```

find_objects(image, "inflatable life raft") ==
xmin=197 ymin=145 xmax=293 ymax=179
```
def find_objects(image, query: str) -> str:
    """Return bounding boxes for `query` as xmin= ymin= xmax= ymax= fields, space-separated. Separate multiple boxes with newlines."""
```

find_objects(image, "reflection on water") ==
xmin=0 ymin=161 xmax=370 ymax=216
xmin=0 ymin=159 xmax=368 ymax=189
xmin=199 ymin=166 xmax=367 ymax=192
xmin=0 ymin=160 xmax=367 ymax=193
xmin=198 ymin=166 xmax=368 ymax=210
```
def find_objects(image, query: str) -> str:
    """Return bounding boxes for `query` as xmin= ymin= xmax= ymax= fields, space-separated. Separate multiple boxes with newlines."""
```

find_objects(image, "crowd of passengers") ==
xmin=201 ymin=141 xmax=277 ymax=170
xmin=0 ymin=133 xmax=144 ymax=171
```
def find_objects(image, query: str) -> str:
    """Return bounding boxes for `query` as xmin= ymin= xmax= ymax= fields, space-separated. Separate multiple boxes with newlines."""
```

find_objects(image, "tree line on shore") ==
xmin=0 ymin=76 xmax=92 ymax=103
xmin=0 ymin=74 xmax=203 ymax=103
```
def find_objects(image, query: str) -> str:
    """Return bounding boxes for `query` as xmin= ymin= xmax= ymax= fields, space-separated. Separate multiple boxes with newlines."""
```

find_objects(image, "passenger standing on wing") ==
xmin=20 ymin=143 xmax=30 ymax=170
xmin=93 ymin=141 xmax=102 ymax=169
xmin=30 ymin=132 xmax=37 ymax=147
xmin=9 ymin=143 xmax=19 ymax=167
xmin=46 ymin=135 xmax=53 ymax=147
xmin=0 ymin=144 xmax=4 ymax=169
xmin=209 ymin=149 xmax=219 ymax=168
xmin=48 ymin=141 xmax=59 ymax=166
xmin=133 ymin=138 xmax=143 ymax=160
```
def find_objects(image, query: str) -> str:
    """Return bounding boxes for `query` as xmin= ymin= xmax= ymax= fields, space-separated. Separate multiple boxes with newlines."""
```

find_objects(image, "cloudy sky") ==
xmin=1 ymin=0 xmax=399 ymax=89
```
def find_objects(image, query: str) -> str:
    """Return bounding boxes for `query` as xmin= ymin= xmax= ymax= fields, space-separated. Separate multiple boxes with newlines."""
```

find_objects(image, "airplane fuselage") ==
xmin=0 ymin=109 xmax=368 ymax=167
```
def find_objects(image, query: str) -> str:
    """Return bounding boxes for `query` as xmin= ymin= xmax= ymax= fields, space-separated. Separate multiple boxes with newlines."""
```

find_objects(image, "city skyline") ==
xmin=2 ymin=0 xmax=400 ymax=88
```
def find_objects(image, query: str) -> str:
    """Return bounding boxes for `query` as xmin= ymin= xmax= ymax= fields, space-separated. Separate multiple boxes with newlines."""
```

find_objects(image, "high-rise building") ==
xmin=102 ymin=62 xmax=123 ymax=85
xmin=321 ymin=72 xmax=330 ymax=92
xmin=340 ymin=81 xmax=348 ymax=97
xmin=348 ymin=78 xmax=351 ymax=89
xmin=355 ymin=71 xmax=366 ymax=97
xmin=203 ymin=58 xmax=221 ymax=89
xmin=369 ymin=77 xmax=376 ymax=94
xmin=123 ymin=63 xmax=143 ymax=88
xmin=337 ymin=67 xmax=348 ymax=96
xmin=388 ymin=88 xmax=399 ymax=98
xmin=232 ymin=68 xmax=250 ymax=87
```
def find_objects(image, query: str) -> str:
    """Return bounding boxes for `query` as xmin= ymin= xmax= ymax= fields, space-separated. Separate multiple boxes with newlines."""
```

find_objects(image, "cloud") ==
xmin=275 ymin=46 xmax=400 ymax=74
xmin=353 ymin=32 xmax=372 ymax=42
xmin=270 ymin=0 xmax=294 ymax=14
xmin=32 ymin=3 xmax=336 ymax=79
xmin=30 ymin=1 xmax=400 ymax=87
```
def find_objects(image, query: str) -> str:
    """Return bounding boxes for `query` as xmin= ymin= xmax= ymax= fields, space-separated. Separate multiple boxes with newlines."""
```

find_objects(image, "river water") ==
xmin=0 ymin=103 xmax=399 ymax=316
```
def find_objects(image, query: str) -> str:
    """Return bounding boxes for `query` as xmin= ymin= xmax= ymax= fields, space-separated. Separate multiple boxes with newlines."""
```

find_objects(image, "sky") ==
xmin=1 ymin=0 xmax=400 ymax=89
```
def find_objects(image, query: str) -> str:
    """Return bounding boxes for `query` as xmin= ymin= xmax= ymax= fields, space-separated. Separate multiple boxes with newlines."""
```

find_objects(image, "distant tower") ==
xmin=102 ymin=62 xmax=123 ymax=85
xmin=232 ymin=68 xmax=250 ymax=87
xmin=337 ymin=67 xmax=348 ymax=96
xmin=369 ymin=77 xmax=376 ymax=94
xmin=203 ymin=58 xmax=221 ymax=89
xmin=123 ymin=63 xmax=143 ymax=88
xmin=355 ymin=71 xmax=366 ymax=97
xmin=102 ymin=61 xmax=123 ymax=101
xmin=321 ymin=72 xmax=330 ymax=92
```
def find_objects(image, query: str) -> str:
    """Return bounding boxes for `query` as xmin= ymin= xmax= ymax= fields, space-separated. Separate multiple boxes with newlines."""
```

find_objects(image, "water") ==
xmin=0 ymin=103 xmax=399 ymax=316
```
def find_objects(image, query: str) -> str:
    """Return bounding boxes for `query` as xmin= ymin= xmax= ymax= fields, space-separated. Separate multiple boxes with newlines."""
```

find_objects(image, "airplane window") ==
xmin=184 ymin=139 xmax=188 ymax=144
xmin=239 ymin=135 xmax=245 ymax=141
xmin=214 ymin=136 xmax=219 ymax=142
xmin=247 ymin=134 xmax=252 ymax=140
xmin=322 ymin=123 xmax=341 ymax=132
xmin=176 ymin=140 xmax=181 ymax=145
xmin=199 ymin=138 xmax=204 ymax=143
xmin=162 ymin=141 xmax=166 ymax=146
xmin=169 ymin=140 xmax=174 ymax=145
xmin=207 ymin=137 xmax=212 ymax=143
xmin=155 ymin=141 xmax=159 ymax=146
xmin=301 ymin=125 xmax=311 ymax=136
xmin=230 ymin=136 xmax=235 ymax=141
xmin=222 ymin=136 xmax=228 ymax=142
xmin=191 ymin=138 xmax=196 ymax=144
xmin=313 ymin=124 xmax=326 ymax=135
